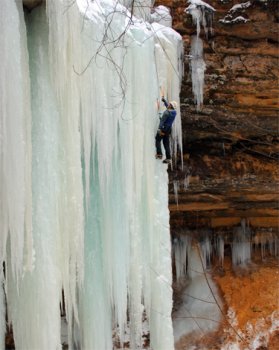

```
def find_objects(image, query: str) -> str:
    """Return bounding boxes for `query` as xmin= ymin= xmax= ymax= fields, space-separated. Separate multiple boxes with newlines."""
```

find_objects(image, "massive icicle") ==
xmin=190 ymin=35 xmax=206 ymax=111
xmin=185 ymin=0 xmax=215 ymax=110
xmin=1 ymin=0 xmax=183 ymax=349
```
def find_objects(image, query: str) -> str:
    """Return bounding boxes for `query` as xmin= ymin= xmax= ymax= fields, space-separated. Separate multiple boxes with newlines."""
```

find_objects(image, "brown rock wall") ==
xmin=155 ymin=0 xmax=279 ymax=233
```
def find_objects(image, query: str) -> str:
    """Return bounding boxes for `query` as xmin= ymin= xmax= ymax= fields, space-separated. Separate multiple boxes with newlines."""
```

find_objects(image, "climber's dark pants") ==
xmin=155 ymin=131 xmax=171 ymax=159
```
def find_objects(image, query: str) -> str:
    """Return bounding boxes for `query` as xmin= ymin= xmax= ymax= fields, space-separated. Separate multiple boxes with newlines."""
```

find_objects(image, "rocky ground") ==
xmin=175 ymin=255 xmax=279 ymax=350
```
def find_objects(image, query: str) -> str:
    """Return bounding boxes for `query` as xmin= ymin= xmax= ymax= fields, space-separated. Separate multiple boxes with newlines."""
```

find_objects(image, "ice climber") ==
xmin=155 ymin=97 xmax=177 ymax=164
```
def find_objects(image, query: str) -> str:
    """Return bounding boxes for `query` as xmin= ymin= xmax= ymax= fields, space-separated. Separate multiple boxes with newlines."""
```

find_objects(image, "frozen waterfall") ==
xmin=0 ymin=0 xmax=183 ymax=349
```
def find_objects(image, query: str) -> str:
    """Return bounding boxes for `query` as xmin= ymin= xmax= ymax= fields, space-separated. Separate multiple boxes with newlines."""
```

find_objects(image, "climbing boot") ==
xmin=155 ymin=154 xmax=163 ymax=159
xmin=162 ymin=158 xmax=171 ymax=164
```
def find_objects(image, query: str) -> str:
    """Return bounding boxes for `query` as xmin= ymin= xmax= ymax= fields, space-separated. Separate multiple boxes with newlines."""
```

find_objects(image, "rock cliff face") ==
xmin=157 ymin=0 xmax=278 ymax=234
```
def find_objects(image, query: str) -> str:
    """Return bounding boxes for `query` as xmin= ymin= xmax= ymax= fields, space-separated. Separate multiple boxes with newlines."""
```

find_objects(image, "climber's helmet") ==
xmin=169 ymin=101 xmax=177 ymax=110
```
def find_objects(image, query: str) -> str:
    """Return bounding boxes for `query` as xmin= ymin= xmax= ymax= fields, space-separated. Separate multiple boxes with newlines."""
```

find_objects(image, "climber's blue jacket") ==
xmin=158 ymin=98 xmax=177 ymax=134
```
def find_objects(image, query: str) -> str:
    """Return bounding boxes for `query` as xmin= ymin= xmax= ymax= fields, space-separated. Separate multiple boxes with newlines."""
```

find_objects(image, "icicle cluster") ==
xmin=185 ymin=0 xmax=215 ymax=110
xmin=0 ymin=0 xmax=184 ymax=349
xmin=185 ymin=0 xmax=215 ymax=37
xmin=173 ymin=235 xmax=192 ymax=279
xmin=253 ymin=230 xmax=278 ymax=259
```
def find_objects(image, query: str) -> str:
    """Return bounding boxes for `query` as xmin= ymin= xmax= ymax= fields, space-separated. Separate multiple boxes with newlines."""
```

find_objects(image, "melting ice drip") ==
xmin=0 ymin=0 xmax=184 ymax=349
xmin=185 ymin=0 xmax=215 ymax=110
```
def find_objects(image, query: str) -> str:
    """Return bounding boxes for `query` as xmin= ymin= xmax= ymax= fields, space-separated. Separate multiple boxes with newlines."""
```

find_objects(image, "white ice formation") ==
xmin=0 ymin=0 xmax=184 ymax=349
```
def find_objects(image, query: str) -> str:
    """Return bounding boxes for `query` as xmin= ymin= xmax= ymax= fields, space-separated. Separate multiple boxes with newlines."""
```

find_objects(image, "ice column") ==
xmin=0 ymin=1 xmax=32 ymax=346
xmin=6 ymin=7 xmax=63 ymax=350
xmin=0 ymin=0 xmax=32 ymax=279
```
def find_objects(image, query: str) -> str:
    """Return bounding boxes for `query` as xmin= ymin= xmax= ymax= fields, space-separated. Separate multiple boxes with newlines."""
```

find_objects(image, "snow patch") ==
xmin=219 ymin=16 xmax=250 ymax=24
xmin=229 ymin=1 xmax=251 ymax=14
xmin=219 ymin=1 xmax=251 ymax=25
xmin=221 ymin=310 xmax=279 ymax=350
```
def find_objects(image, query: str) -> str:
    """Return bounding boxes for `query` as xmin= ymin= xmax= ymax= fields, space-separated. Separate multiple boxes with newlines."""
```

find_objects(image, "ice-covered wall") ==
xmin=0 ymin=0 xmax=183 ymax=349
